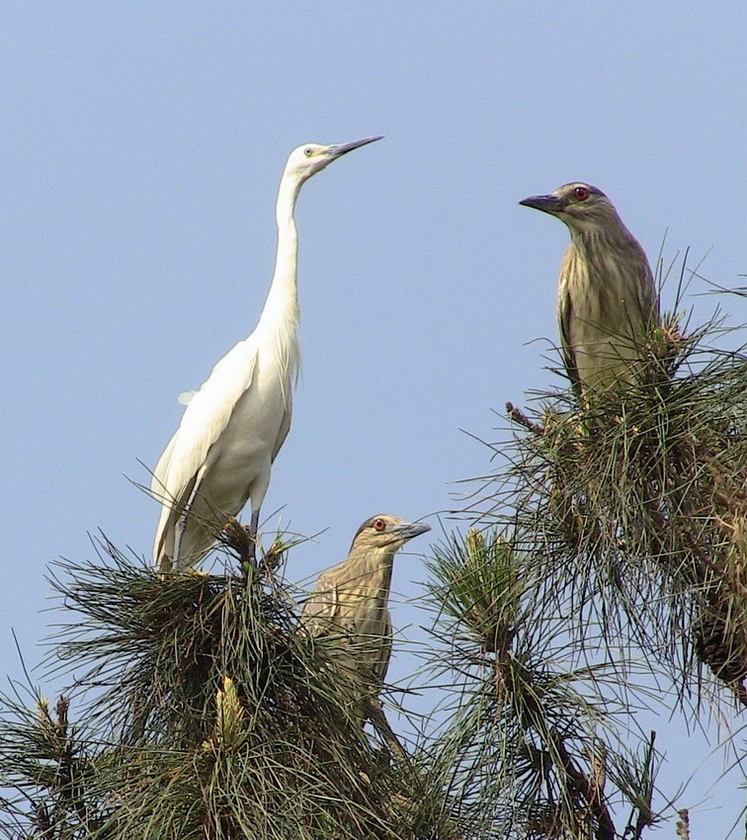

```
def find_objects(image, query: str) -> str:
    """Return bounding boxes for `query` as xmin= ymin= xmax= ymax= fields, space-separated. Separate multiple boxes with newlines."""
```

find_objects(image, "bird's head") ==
xmin=285 ymin=136 xmax=383 ymax=183
xmin=350 ymin=515 xmax=431 ymax=553
xmin=519 ymin=183 xmax=624 ymax=234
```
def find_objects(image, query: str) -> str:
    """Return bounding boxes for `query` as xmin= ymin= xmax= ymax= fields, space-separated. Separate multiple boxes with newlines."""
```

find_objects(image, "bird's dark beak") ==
xmin=519 ymin=194 xmax=566 ymax=215
xmin=392 ymin=521 xmax=431 ymax=541
xmin=326 ymin=136 xmax=384 ymax=158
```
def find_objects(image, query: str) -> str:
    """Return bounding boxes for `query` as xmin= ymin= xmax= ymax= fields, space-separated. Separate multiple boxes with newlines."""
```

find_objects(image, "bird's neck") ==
xmin=570 ymin=219 xmax=635 ymax=253
xmin=355 ymin=550 xmax=395 ymax=601
xmin=256 ymin=174 xmax=302 ymax=380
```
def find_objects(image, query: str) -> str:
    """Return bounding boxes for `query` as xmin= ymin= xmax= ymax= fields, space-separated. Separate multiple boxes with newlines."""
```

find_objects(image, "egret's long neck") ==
xmin=257 ymin=172 xmax=303 ymax=382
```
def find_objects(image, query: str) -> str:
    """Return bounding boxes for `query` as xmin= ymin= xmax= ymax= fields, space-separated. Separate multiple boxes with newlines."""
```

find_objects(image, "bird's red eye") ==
xmin=573 ymin=186 xmax=589 ymax=201
xmin=373 ymin=518 xmax=386 ymax=532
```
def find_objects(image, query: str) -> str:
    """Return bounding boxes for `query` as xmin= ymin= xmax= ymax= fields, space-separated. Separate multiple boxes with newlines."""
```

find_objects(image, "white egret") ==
xmin=153 ymin=136 xmax=383 ymax=573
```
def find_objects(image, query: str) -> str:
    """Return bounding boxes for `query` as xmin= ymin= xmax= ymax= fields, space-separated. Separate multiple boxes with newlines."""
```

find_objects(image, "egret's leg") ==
xmin=173 ymin=511 xmax=188 ymax=567
xmin=172 ymin=528 xmax=182 ymax=570
xmin=247 ymin=507 xmax=260 ymax=562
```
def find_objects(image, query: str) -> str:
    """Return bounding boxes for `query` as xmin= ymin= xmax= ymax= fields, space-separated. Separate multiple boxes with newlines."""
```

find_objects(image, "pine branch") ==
xmin=425 ymin=528 xmax=666 ymax=839
xmin=481 ymin=311 xmax=747 ymax=712
xmin=506 ymin=402 xmax=546 ymax=437
xmin=3 ymin=536 xmax=465 ymax=840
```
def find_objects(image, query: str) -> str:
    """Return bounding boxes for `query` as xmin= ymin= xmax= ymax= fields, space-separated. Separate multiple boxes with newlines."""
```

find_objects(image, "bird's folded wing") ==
xmin=151 ymin=337 xmax=259 ymax=501
xmin=557 ymin=286 xmax=582 ymax=394
xmin=635 ymin=264 xmax=659 ymax=325
xmin=374 ymin=610 xmax=393 ymax=683
xmin=271 ymin=402 xmax=292 ymax=463
xmin=300 ymin=572 xmax=342 ymax=631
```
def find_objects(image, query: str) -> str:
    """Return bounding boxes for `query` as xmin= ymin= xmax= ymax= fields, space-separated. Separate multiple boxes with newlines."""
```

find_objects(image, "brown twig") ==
xmin=506 ymin=401 xmax=546 ymax=436
xmin=628 ymin=731 xmax=656 ymax=840
xmin=553 ymin=735 xmax=616 ymax=840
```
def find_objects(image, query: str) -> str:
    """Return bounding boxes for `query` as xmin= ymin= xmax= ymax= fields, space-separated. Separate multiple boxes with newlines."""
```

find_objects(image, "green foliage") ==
xmin=4 ymin=276 xmax=747 ymax=839
xmin=424 ymin=528 xmax=664 ymax=839
xmin=477 ymin=310 xmax=747 ymax=709
xmin=0 ymin=536 xmax=460 ymax=840
xmin=429 ymin=529 xmax=520 ymax=655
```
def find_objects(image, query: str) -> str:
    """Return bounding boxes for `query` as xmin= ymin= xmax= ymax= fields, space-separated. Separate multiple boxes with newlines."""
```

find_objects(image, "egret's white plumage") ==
xmin=152 ymin=137 xmax=382 ymax=572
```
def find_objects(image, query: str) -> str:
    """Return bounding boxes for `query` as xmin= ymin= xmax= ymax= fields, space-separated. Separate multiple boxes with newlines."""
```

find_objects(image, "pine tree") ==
xmin=3 ymin=279 xmax=747 ymax=839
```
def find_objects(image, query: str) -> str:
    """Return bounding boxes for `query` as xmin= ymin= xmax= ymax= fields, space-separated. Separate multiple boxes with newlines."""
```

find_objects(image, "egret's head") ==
xmin=285 ymin=136 xmax=383 ymax=182
xmin=520 ymin=183 xmax=624 ymax=234
xmin=350 ymin=515 xmax=431 ymax=553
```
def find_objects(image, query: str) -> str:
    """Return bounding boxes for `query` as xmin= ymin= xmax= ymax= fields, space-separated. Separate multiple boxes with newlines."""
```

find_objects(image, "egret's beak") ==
xmin=519 ymin=193 xmax=566 ymax=215
xmin=326 ymin=135 xmax=384 ymax=158
xmin=391 ymin=521 xmax=431 ymax=542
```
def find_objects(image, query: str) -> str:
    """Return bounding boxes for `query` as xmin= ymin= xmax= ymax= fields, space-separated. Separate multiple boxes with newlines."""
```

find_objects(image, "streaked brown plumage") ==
xmin=520 ymin=182 xmax=659 ymax=399
xmin=301 ymin=515 xmax=430 ymax=686
xmin=300 ymin=514 xmax=429 ymax=758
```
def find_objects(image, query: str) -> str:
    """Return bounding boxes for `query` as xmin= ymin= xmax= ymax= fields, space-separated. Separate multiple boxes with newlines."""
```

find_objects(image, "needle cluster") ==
xmin=0 ymin=534 xmax=459 ymax=840
xmin=479 ymin=308 xmax=747 ymax=709
xmin=425 ymin=529 xmax=663 ymax=839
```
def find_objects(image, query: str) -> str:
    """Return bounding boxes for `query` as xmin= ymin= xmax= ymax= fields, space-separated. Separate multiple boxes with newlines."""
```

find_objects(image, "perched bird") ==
xmin=152 ymin=137 xmax=382 ymax=573
xmin=520 ymin=183 xmax=659 ymax=399
xmin=301 ymin=515 xmax=431 ymax=686
xmin=301 ymin=515 xmax=430 ymax=758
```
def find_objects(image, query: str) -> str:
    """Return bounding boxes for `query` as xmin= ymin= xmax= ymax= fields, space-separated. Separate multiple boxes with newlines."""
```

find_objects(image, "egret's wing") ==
xmin=151 ymin=337 xmax=262 ymax=569
xmin=271 ymin=401 xmax=292 ymax=462
xmin=152 ymin=337 xmax=260 ymax=502
xmin=153 ymin=467 xmax=201 ymax=572
xmin=151 ymin=429 xmax=179 ymax=500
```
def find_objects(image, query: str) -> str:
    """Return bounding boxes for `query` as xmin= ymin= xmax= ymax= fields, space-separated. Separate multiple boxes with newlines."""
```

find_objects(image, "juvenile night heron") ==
xmin=520 ymin=182 xmax=659 ymax=399
xmin=301 ymin=515 xmax=431 ymax=685
xmin=301 ymin=515 xmax=430 ymax=756
xmin=152 ymin=136 xmax=382 ymax=573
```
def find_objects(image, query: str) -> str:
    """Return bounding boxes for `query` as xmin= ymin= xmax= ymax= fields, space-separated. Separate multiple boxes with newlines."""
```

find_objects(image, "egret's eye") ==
xmin=373 ymin=518 xmax=386 ymax=532
xmin=573 ymin=186 xmax=589 ymax=201
xmin=303 ymin=147 xmax=313 ymax=157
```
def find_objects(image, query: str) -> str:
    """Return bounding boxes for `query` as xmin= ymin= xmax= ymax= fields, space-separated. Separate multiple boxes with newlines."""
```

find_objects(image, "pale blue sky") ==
xmin=3 ymin=3 xmax=747 ymax=835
